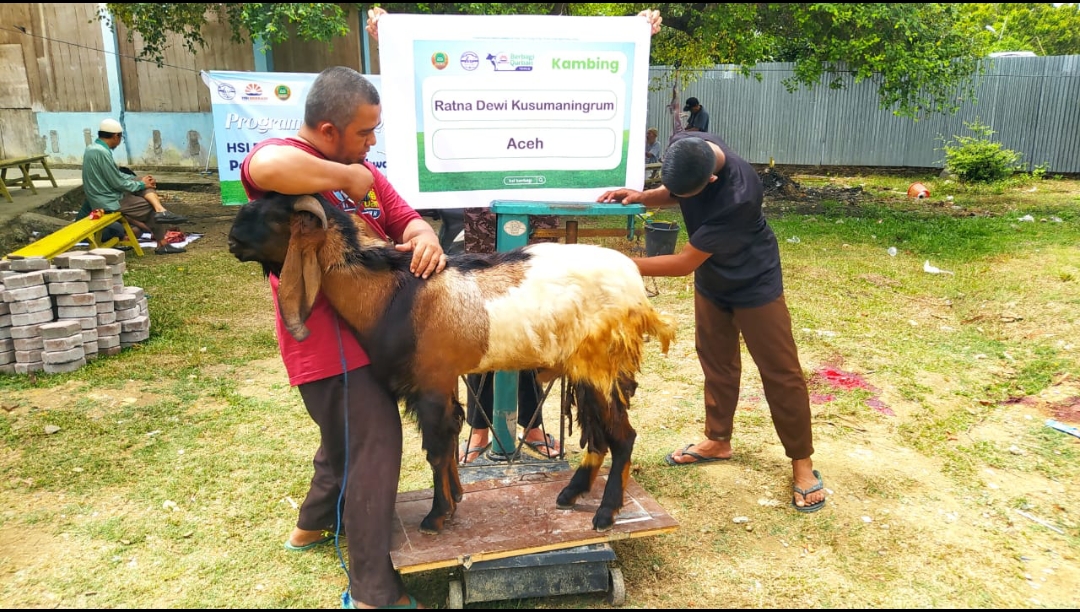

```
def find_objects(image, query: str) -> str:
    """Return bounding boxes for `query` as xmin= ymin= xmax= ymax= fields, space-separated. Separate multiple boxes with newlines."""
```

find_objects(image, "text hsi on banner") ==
xmin=200 ymin=70 xmax=386 ymax=206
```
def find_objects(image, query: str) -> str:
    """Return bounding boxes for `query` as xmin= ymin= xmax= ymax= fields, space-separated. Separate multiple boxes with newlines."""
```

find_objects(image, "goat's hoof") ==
xmin=419 ymin=516 xmax=445 ymax=535
xmin=592 ymin=509 xmax=616 ymax=532
xmin=556 ymin=489 xmax=579 ymax=510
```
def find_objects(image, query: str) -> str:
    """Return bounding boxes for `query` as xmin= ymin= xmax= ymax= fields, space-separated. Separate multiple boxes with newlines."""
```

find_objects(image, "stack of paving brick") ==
xmin=39 ymin=320 xmax=86 ymax=374
xmin=1 ymin=257 xmax=56 ymax=374
xmin=0 ymin=273 xmax=11 ymax=374
xmin=0 ymin=247 xmax=151 ymax=376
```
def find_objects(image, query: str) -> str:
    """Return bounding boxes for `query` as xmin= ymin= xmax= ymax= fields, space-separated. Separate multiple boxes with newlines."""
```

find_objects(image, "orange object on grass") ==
xmin=907 ymin=183 xmax=930 ymax=199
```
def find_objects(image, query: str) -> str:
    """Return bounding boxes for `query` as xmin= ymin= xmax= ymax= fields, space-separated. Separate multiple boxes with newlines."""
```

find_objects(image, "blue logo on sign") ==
xmin=217 ymin=82 xmax=236 ymax=100
xmin=460 ymin=51 xmax=479 ymax=71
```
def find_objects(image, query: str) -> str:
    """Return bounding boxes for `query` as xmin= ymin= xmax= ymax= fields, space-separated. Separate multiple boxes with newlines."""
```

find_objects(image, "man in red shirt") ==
xmin=241 ymin=66 xmax=445 ymax=609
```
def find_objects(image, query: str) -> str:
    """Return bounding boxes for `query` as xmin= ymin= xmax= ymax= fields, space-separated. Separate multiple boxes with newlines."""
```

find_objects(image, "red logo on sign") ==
xmin=245 ymin=84 xmax=263 ymax=96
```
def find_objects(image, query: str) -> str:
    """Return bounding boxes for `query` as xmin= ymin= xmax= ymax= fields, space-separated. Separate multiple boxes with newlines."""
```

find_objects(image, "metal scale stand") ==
xmin=446 ymin=201 xmax=644 ymax=608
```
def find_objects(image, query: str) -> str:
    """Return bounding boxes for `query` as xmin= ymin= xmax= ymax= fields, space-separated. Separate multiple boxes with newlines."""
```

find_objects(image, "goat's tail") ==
xmin=644 ymin=309 xmax=677 ymax=355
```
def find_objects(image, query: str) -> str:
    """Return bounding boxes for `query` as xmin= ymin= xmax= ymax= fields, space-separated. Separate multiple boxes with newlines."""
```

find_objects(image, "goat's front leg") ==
xmin=416 ymin=393 xmax=460 ymax=535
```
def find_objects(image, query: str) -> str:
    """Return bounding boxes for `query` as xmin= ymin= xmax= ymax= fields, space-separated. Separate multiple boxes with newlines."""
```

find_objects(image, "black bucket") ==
xmin=644 ymin=221 xmax=680 ymax=256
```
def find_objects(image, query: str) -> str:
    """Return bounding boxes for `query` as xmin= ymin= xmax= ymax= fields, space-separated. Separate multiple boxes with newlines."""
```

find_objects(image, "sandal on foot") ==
xmin=520 ymin=433 xmax=561 ymax=458
xmin=791 ymin=469 xmax=827 ymax=513
xmin=284 ymin=533 xmax=334 ymax=552
xmin=458 ymin=440 xmax=491 ymax=464
xmin=342 ymin=592 xmax=419 ymax=609
xmin=664 ymin=443 xmax=731 ymax=466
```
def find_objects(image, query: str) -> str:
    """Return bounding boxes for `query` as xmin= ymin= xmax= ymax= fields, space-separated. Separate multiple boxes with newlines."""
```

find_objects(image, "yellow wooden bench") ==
xmin=5 ymin=211 xmax=145 ymax=260
xmin=0 ymin=154 xmax=59 ymax=203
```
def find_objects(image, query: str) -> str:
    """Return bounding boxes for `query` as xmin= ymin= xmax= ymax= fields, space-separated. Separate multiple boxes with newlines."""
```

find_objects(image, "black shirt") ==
xmin=669 ymin=131 xmax=783 ymax=309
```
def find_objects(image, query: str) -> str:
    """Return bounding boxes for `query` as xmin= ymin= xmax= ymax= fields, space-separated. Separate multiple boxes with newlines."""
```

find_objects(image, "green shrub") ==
xmin=941 ymin=120 xmax=1024 ymax=183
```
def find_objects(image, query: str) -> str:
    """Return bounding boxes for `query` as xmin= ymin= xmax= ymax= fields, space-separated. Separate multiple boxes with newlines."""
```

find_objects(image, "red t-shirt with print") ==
xmin=240 ymin=136 xmax=420 ymax=386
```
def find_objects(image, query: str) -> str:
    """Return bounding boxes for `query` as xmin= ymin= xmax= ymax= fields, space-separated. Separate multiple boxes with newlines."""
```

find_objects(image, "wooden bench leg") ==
xmin=119 ymin=216 xmax=145 ymax=257
xmin=39 ymin=157 xmax=58 ymax=188
xmin=0 ymin=172 xmax=11 ymax=203
xmin=18 ymin=163 xmax=39 ymax=195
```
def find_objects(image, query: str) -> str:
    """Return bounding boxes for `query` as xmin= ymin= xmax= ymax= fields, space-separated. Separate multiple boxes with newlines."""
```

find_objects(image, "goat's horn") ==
xmin=293 ymin=195 xmax=327 ymax=229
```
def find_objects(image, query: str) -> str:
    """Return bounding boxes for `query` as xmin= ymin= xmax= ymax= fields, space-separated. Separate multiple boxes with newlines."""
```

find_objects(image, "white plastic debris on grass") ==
xmin=802 ymin=328 xmax=837 ymax=338
xmin=923 ymin=260 xmax=955 ymax=275
xmin=1018 ymin=214 xmax=1035 ymax=222
xmin=887 ymin=247 xmax=898 ymax=257
xmin=786 ymin=236 xmax=801 ymax=244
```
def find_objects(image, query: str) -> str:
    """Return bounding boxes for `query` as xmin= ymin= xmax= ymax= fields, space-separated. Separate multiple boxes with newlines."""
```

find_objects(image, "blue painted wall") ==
xmin=33 ymin=112 xmax=215 ymax=168
xmin=31 ymin=14 xmax=218 ymax=169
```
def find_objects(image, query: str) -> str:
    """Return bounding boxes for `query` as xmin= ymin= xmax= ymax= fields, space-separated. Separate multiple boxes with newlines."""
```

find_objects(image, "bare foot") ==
xmin=792 ymin=458 xmax=826 ymax=509
xmin=667 ymin=439 xmax=733 ymax=464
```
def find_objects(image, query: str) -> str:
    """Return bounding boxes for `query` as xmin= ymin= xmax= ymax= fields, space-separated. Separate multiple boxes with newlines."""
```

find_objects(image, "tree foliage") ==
xmin=106 ymin=2 xmax=986 ymax=118
xmin=380 ymin=3 xmax=984 ymax=118
xmin=100 ymin=3 xmax=352 ymax=65
xmin=957 ymin=3 xmax=1080 ymax=57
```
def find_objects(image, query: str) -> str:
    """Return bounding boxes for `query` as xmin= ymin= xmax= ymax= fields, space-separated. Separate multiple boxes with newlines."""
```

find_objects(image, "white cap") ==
xmin=99 ymin=118 xmax=123 ymax=134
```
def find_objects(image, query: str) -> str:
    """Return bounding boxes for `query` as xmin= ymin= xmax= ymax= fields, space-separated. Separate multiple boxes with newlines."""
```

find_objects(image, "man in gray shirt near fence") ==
xmin=683 ymin=97 xmax=710 ymax=133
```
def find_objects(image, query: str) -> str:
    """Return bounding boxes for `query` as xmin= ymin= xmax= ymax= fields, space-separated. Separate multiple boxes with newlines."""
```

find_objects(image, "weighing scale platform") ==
xmin=390 ymin=469 xmax=677 ymax=573
xmin=389 ymin=468 xmax=677 ymax=606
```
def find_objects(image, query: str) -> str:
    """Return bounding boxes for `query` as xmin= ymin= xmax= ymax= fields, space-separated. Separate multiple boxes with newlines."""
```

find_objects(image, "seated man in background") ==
xmin=646 ymin=127 xmax=662 ymax=164
xmin=80 ymin=119 xmax=188 ymax=255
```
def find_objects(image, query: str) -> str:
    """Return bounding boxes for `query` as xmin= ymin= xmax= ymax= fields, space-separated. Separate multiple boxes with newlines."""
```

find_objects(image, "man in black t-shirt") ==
xmin=597 ymin=134 xmax=826 ymax=513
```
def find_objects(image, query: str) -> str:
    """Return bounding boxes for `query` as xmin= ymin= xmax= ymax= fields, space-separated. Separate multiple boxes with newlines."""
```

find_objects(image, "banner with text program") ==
xmin=201 ymin=70 xmax=386 ymax=206
xmin=378 ymin=14 xmax=651 ymax=209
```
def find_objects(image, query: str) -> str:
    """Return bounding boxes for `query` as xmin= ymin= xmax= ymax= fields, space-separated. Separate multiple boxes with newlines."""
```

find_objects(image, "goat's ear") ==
xmin=277 ymin=216 xmax=323 ymax=342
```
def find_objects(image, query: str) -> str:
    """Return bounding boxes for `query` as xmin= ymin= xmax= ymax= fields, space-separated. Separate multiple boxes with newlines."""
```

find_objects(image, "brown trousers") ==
xmin=695 ymin=291 xmax=814 ymax=459
xmin=296 ymin=366 xmax=406 ymax=606
xmin=119 ymin=188 xmax=165 ymax=242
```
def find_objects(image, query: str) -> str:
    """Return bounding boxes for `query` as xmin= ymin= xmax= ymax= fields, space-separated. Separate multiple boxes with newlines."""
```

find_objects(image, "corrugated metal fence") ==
xmin=646 ymin=55 xmax=1080 ymax=173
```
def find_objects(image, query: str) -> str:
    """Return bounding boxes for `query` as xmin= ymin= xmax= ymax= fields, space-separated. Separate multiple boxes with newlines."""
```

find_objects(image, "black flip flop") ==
xmin=664 ymin=443 xmax=732 ymax=466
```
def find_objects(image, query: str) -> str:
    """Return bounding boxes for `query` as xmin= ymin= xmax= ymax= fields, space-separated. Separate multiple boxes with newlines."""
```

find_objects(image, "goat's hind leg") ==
xmin=593 ymin=400 xmax=636 ymax=532
xmin=416 ymin=393 xmax=461 ymax=535
xmin=556 ymin=446 xmax=607 ymax=510
xmin=555 ymin=382 xmax=607 ymax=511
xmin=448 ymin=394 xmax=465 ymax=504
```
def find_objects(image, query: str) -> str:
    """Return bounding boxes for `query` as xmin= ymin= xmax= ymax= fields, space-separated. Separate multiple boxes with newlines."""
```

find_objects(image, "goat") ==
xmin=227 ymin=192 xmax=676 ymax=534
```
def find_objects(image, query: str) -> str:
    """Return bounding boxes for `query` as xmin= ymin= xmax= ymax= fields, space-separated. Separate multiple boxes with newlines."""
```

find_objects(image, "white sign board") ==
xmin=378 ymin=14 xmax=651 ymax=209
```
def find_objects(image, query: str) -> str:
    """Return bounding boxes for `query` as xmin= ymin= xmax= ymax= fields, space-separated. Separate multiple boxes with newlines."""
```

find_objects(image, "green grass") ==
xmin=2 ymin=176 xmax=1079 ymax=608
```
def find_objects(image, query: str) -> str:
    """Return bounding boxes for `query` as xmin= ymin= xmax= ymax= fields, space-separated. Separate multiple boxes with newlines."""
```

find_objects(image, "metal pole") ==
xmin=360 ymin=4 xmax=373 ymax=74
xmin=202 ymin=129 xmax=215 ymax=175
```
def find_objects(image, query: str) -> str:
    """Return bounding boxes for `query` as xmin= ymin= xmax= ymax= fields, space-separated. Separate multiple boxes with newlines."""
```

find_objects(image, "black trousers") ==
xmin=464 ymin=370 xmax=546 ymax=433
xmin=296 ymin=367 xmax=405 ymax=607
